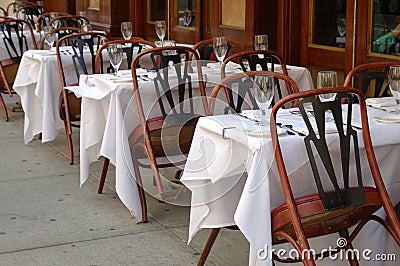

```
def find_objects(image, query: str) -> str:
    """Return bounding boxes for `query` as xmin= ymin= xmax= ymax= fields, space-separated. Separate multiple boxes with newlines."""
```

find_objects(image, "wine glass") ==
xmin=253 ymin=74 xmax=275 ymax=124
xmin=155 ymin=20 xmax=166 ymax=45
xmin=213 ymin=36 xmax=228 ymax=65
xmin=336 ymin=18 xmax=346 ymax=47
xmin=121 ymin=21 xmax=132 ymax=40
xmin=44 ymin=26 xmax=56 ymax=50
xmin=317 ymin=70 xmax=338 ymax=121
xmin=254 ymin=34 xmax=269 ymax=50
xmin=81 ymin=24 xmax=92 ymax=39
xmin=107 ymin=43 xmax=123 ymax=76
xmin=388 ymin=65 xmax=400 ymax=112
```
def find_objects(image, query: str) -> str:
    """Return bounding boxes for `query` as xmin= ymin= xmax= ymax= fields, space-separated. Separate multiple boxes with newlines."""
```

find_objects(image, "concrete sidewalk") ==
xmin=0 ymin=106 xmax=249 ymax=265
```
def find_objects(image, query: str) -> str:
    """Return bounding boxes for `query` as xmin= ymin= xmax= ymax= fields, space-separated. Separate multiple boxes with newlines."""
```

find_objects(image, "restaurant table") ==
xmin=0 ymin=30 xmax=40 ymax=61
xmin=13 ymin=48 xmax=105 ymax=144
xmin=68 ymin=64 xmax=314 ymax=221
xmin=180 ymin=105 xmax=400 ymax=265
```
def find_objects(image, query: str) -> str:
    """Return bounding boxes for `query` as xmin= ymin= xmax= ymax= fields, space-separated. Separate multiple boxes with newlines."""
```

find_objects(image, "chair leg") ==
xmin=0 ymin=94 xmax=8 ymax=121
xmin=132 ymin=157 xmax=148 ymax=222
xmin=198 ymin=228 xmax=221 ymax=266
xmin=98 ymin=157 xmax=109 ymax=194
xmin=63 ymin=119 xmax=74 ymax=165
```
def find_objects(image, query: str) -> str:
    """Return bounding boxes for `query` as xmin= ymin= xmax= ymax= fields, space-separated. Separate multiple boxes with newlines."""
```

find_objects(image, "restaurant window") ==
xmin=372 ymin=0 xmax=400 ymax=55
xmin=176 ymin=0 xmax=196 ymax=28
xmin=311 ymin=0 xmax=346 ymax=48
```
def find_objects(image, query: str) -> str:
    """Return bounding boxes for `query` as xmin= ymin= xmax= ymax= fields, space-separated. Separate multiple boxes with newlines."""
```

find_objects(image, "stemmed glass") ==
xmin=388 ymin=65 xmax=400 ymax=113
xmin=155 ymin=20 xmax=166 ymax=45
xmin=336 ymin=18 xmax=346 ymax=47
xmin=183 ymin=9 xmax=192 ymax=27
xmin=121 ymin=21 xmax=132 ymax=40
xmin=44 ymin=26 xmax=56 ymax=50
xmin=107 ymin=43 xmax=123 ymax=76
xmin=253 ymin=74 xmax=275 ymax=124
xmin=317 ymin=70 xmax=338 ymax=121
xmin=212 ymin=36 xmax=228 ymax=65
xmin=254 ymin=34 xmax=269 ymax=50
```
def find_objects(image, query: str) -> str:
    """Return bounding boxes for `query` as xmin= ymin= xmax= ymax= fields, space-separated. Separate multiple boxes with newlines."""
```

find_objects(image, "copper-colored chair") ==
xmin=56 ymin=31 xmax=109 ymax=164
xmin=0 ymin=7 xmax=7 ymax=16
xmin=198 ymin=71 xmax=299 ymax=265
xmin=343 ymin=61 xmax=395 ymax=98
xmin=267 ymin=87 xmax=400 ymax=264
xmin=221 ymin=50 xmax=295 ymax=108
xmin=127 ymin=46 xmax=207 ymax=222
xmin=192 ymin=38 xmax=245 ymax=63
xmin=36 ymin=12 xmax=71 ymax=32
xmin=94 ymin=37 xmax=156 ymax=194
xmin=15 ymin=5 xmax=47 ymax=28
xmin=0 ymin=19 xmax=38 ymax=121
xmin=50 ymin=15 xmax=90 ymax=29
xmin=39 ymin=26 xmax=80 ymax=49
xmin=6 ymin=1 xmax=36 ymax=16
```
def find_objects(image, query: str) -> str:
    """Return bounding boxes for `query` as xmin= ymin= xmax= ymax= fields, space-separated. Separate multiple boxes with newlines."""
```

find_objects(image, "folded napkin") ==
xmin=366 ymin=97 xmax=397 ymax=107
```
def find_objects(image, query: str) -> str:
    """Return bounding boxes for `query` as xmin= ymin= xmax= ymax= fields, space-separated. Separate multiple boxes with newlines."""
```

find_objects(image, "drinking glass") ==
xmin=212 ymin=36 xmax=228 ymax=64
xmin=254 ymin=34 xmax=269 ymax=50
xmin=44 ymin=26 xmax=55 ymax=50
xmin=107 ymin=43 xmax=123 ymax=76
xmin=253 ymin=74 xmax=275 ymax=124
xmin=121 ymin=21 xmax=132 ymax=40
xmin=36 ymin=1 xmax=44 ymax=6
xmin=155 ymin=20 xmax=166 ymax=45
xmin=317 ymin=70 xmax=338 ymax=121
xmin=183 ymin=9 xmax=192 ymax=27
xmin=81 ymin=24 xmax=92 ymax=39
xmin=388 ymin=65 xmax=400 ymax=112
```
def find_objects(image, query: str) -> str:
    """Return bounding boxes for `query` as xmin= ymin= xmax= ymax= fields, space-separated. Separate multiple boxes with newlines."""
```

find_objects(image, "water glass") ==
xmin=317 ymin=71 xmax=338 ymax=102
xmin=155 ymin=20 xmax=166 ymax=44
xmin=44 ymin=26 xmax=55 ymax=50
xmin=121 ymin=21 xmax=132 ymax=40
xmin=107 ymin=43 xmax=123 ymax=76
xmin=213 ymin=36 xmax=228 ymax=64
xmin=253 ymin=74 xmax=275 ymax=124
xmin=388 ymin=65 xmax=400 ymax=108
xmin=81 ymin=24 xmax=92 ymax=39
xmin=254 ymin=34 xmax=269 ymax=50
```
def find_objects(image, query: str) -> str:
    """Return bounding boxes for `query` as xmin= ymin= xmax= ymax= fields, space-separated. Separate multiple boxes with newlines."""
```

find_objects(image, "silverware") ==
xmin=277 ymin=123 xmax=306 ymax=136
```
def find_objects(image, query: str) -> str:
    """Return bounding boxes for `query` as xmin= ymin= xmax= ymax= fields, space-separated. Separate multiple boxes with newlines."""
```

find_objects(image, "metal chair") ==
xmin=343 ymin=61 xmax=395 ymax=98
xmin=267 ymin=87 xmax=400 ymax=264
xmin=192 ymin=38 xmax=245 ymax=63
xmin=56 ymin=31 xmax=109 ymax=164
xmin=0 ymin=19 xmax=37 ymax=121
xmin=39 ymin=26 xmax=80 ymax=49
xmin=94 ymin=37 xmax=156 ymax=194
xmin=15 ymin=5 xmax=47 ymax=28
xmin=50 ymin=15 xmax=90 ymax=29
xmin=126 ymin=46 xmax=207 ymax=221
xmin=198 ymin=71 xmax=299 ymax=265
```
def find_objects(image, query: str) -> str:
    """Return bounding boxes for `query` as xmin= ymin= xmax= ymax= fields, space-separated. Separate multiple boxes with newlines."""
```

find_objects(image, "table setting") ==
xmin=181 ymin=101 xmax=400 ymax=265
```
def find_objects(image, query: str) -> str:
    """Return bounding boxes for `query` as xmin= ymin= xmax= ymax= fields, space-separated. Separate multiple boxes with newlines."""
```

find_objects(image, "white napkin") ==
xmin=366 ymin=97 xmax=397 ymax=107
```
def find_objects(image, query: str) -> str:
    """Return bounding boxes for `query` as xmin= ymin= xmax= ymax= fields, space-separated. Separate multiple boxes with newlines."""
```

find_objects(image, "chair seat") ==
xmin=129 ymin=115 xmax=199 ymax=160
xmin=271 ymin=186 xmax=382 ymax=244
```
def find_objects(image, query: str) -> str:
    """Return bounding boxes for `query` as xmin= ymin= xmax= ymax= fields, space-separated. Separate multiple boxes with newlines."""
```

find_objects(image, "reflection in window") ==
xmin=177 ymin=0 xmax=195 ymax=27
xmin=312 ymin=0 xmax=346 ymax=47
xmin=149 ymin=0 xmax=166 ymax=22
xmin=372 ymin=0 xmax=400 ymax=55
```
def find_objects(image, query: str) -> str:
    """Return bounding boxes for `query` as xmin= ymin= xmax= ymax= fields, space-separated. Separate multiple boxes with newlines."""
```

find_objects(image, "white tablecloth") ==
xmin=13 ymin=49 xmax=105 ymax=144
xmin=0 ymin=30 xmax=40 ymax=61
xmin=181 ymin=107 xmax=400 ymax=266
xmin=71 ymin=65 xmax=314 ymax=221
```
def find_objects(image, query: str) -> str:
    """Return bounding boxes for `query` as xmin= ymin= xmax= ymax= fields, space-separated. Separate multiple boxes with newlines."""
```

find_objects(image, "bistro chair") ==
xmin=192 ymin=38 xmax=245 ymax=63
xmin=0 ymin=7 xmax=7 ymax=16
xmin=266 ymin=87 xmax=400 ymax=264
xmin=50 ymin=15 xmax=90 ymax=29
xmin=222 ymin=50 xmax=296 ymax=108
xmin=343 ymin=61 xmax=394 ymax=98
xmin=125 ymin=46 xmax=207 ymax=222
xmin=56 ymin=31 xmax=109 ymax=164
xmin=0 ymin=18 xmax=37 ymax=121
xmin=6 ymin=1 xmax=36 ymax=16
xmin=15 ymin=4 xmax=47 ymax=28
xmin=36 ymin=12 xmax=71 ymax=32
xmin=198 ymin=71 xmax=299 ymax=265
xmin=39 ymin=26 xmax=80 ymax=49
xmin=94 ymin=37 xmax=156 ymax=194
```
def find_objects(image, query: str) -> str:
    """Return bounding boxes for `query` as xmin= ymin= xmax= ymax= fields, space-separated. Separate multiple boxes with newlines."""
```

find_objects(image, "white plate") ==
xmin=374 ymin=115 xmax=400 ymax=124
xmin=245 ymin=127 xmax=285 ymax=138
